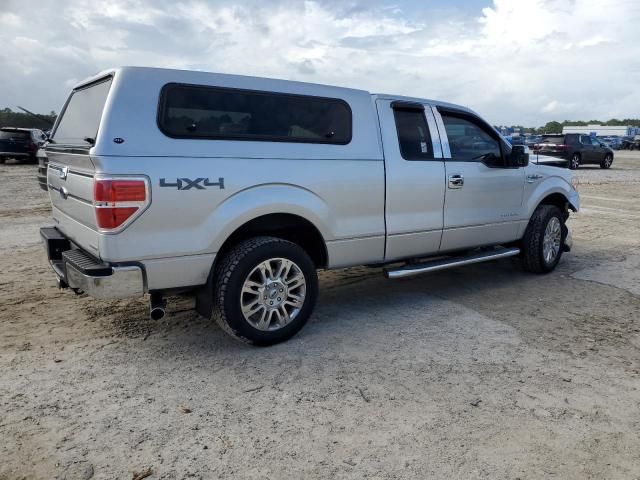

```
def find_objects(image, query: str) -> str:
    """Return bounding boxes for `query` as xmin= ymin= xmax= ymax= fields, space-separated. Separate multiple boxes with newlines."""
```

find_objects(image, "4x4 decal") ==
xmin=159 ymin=177 xmax=225 ymax=190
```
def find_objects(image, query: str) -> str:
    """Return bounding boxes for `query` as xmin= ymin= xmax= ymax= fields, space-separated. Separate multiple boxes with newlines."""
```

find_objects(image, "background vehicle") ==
xmin=41 ymin=67 xmax=579 ymax=345
xmin=0 ymin=127 xmax=46 ymax=163
xmin=525 ymin=135 xmax=542 ymax=148
xmin=598 ymin=136 xmax=622 ymax=150
xmin=532 ymin=133 xmax=614 ymax=169
xmin=619 ymin=136 xmax=639 ymax=150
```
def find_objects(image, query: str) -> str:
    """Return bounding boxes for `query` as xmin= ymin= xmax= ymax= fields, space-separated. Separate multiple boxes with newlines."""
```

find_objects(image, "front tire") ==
xmin=569 ymin=153 xmax=580 ymax=170
xmin=521 ymin=205 xmax=566 ymax=273
xmin=600 ymin=154 xmax=613 ymax=169
xmin=212 ymin=236 xmax=318 ymax=346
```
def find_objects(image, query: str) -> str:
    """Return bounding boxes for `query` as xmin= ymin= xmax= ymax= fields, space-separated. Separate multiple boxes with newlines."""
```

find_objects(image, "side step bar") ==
xmin=384 ymin=247 xmax=521 ymax=279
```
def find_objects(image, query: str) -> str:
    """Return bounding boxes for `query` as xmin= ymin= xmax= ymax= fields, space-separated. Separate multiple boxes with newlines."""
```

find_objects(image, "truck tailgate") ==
xmin=47 ymin=150 xmax=101 ymax=257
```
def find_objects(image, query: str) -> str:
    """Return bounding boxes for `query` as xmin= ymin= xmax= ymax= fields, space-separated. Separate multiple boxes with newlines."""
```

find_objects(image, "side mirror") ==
xmin=508 ymin=145 xmax=529 ymax=167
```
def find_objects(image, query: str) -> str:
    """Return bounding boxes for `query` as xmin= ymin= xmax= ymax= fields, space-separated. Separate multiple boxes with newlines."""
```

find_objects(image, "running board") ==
xmin=384 ymin=247 xmax=521 ymax=279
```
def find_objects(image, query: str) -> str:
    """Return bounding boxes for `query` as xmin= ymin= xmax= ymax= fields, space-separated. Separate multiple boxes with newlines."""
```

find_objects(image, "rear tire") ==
xmin=600 ymin=154 xmax=613 ymax=169
xmin=212 ymin=236 xmax=318 ymax=346
xmin=569 ymin=153 xmax=580 ymax=170
xmin=521 ymin=205 xmax=566 ymax=274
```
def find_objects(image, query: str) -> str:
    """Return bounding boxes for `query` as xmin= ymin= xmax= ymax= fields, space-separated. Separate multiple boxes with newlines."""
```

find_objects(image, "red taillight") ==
xmin=93 ymin=177 xmax=149 ymax=231
xmin=94 ymin=179 xmax=146 ymax=202
xmin=95 ymin=207 xmax=139 ymax=230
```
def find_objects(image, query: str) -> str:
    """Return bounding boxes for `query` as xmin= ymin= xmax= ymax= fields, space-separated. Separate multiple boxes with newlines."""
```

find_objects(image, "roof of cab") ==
xmin=371 ymin=93 xmax=476 ymax=115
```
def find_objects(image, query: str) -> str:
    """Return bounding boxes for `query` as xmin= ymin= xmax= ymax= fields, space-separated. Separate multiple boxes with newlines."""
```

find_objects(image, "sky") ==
xmin=0 ymin=0 xmax=639 ymax=126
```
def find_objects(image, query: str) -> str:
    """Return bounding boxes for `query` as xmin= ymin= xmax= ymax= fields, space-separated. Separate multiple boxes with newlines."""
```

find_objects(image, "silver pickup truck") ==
xmin=41 ymin=67 xmax=579 ymax=345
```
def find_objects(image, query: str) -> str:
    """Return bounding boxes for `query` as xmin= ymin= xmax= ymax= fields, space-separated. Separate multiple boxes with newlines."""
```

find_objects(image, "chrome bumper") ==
xmin=40 ymin=226 xmax=145 ymax=300
xmin=66 ymin=264 xmax=144 ymax=299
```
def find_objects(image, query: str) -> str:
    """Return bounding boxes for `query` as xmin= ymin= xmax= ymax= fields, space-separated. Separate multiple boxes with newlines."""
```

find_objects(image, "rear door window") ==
xmin=158 ymin=84 xmax=352 ymax=144
xmin=52 ymin=77 xmax=112 ymax=145
xmin=392 ymin=107 xmax=434 ymax=160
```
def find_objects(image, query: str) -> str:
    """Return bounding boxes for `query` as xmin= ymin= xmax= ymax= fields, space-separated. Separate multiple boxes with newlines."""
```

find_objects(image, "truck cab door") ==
xmin=376 ymin=99 xmax=445 ymax=262
xmin=434 ymin=107 xmax=525 ymax=252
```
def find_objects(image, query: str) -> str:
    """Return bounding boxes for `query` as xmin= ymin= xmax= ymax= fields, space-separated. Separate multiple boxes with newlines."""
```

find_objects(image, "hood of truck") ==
xmin=528 ymin=155 xmax=572 ymax=181
xmin=530 ymin=153 xmax=570 ymax=168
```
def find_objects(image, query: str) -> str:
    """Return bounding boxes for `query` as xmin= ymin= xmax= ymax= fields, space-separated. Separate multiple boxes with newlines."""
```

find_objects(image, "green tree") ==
xmin=0 ymin=108 xmax=56 ymax=130
xmin=541 ymin=121 xmax=563 ymax=134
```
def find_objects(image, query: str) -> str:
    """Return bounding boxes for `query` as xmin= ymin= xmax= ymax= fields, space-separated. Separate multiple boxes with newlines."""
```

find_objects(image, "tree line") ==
xmin=0 ymin=108 xmax=57 ymax=130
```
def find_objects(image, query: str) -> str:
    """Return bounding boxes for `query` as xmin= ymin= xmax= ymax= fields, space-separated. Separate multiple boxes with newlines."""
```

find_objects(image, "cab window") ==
xmin=392 ymin=106 xmax=434 ymax=161
xmin=440 ymin=112 xmax=502 ymax=165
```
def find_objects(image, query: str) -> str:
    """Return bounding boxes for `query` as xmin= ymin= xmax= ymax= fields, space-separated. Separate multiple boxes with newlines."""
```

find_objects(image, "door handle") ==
xmin=448 ymin=174 xmax=464 ymax=189
xmin=526 ymin=174 xmax=544 ymax=183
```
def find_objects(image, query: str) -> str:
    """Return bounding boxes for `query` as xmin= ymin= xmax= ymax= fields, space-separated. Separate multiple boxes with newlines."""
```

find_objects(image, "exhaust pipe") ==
xmin=149 ymin=293 xmax=166 ymax=321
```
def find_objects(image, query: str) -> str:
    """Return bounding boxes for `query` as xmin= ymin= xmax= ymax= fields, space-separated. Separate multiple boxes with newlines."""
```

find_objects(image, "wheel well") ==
xmin=539 ymin=193 xmax=573 ymax=215
xmin=218 ymin=213 xmax=328 ymax=268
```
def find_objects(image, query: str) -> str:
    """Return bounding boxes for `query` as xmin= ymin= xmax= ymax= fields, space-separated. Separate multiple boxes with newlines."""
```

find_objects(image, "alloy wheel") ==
xmin=542 ymin=217 xmax=562 ymax=265
xmin=570 ymin=155 xmax=580 ymax=169
xmin=240 ymin=257 xmax=307 ymax=331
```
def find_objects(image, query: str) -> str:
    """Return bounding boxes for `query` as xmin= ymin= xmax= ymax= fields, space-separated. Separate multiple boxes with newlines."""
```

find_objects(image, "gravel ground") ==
xmin=1 ymin=153 xmax=639 ymax=480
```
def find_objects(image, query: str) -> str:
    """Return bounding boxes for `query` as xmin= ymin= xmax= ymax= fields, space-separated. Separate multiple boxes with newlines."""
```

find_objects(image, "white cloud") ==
xmin=0 ymin=0 xmax=639 ymax=126
xmin=542 ymin=100 xmax=559 ymax=113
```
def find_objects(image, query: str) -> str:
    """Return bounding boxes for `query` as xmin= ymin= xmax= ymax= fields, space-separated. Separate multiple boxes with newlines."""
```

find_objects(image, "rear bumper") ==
xmin=40 ymin=227 xmax=145 ymax=299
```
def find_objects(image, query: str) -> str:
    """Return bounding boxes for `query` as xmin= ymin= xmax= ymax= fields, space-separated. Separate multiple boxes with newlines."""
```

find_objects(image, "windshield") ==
xmin=52 ymin=77 xmax=112 ymax=145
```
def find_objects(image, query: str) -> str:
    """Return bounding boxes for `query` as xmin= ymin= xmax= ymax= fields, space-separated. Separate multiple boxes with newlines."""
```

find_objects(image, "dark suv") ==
xmin=0 ymin=127 xmax=46 ymax=164
xmin=532 ymin=133 xmax=614 ymax=170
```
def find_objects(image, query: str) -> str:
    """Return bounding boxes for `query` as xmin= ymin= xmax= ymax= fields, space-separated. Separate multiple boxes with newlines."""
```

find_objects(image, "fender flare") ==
xmin=204 ymin=183 xmax=332 ymax=254
xmin=195 ymin=183 xmax=331 ymax=318
xmin=525 ymin=177 xmax=577 ymax=219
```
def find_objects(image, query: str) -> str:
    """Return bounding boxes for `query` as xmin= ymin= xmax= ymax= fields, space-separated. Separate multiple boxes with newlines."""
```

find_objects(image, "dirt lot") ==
xmin=1 ymin=153 xmax=639 ymax=480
